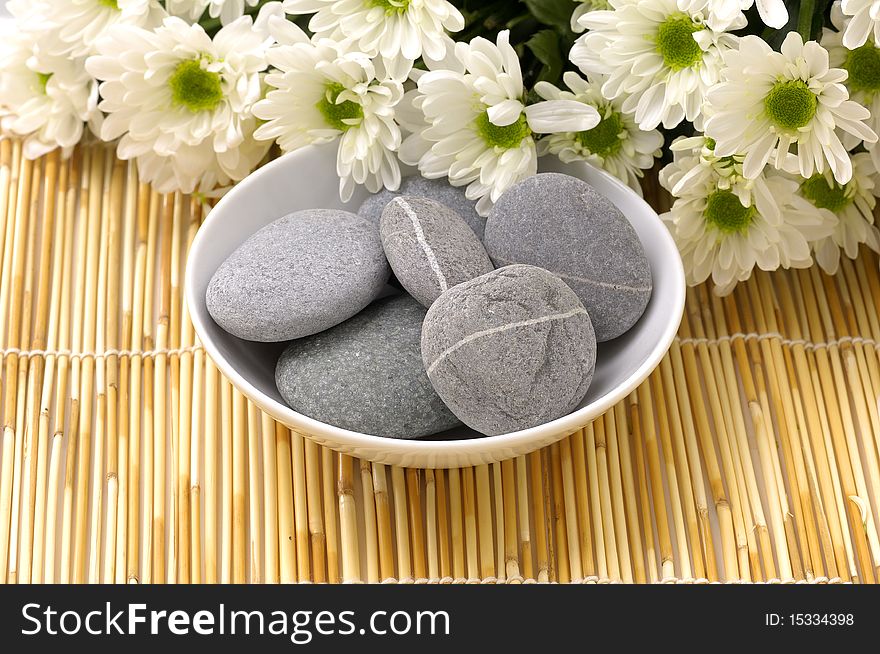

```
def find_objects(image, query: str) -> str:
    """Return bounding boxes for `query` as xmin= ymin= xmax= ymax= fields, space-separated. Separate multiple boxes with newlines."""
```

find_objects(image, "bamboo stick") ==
xmin=204 ymin=360 xmax=219 ymax=583
xmin=246 ymin=403 xmax=261 ymax=583
xmin=337 ymin=454 xmax=359 ymax=582
xmin=9 ymin=153 xmax=41 ymax=584
xmin=276 ymin=423 xmax=294 ymax=583
xmin=359 ymin=458 xmax=379 ymax=583
xmin=261 ymin=412 xmax=278 ymax=583
xmin=372 ymin=462 xmax=394 ymax=581
xmin=1 ymin=151 xmax=32 ymax=583
xmin=406 ymin=468 xmax=427 ymax=580
xmin=19 ymin=150 xmax=58 ymax=583
xmin=321 ymin=447 xmax=339 ymax=583
xmin=304 ymin=439 xmax=325 ymax=582
xmin=290 ymin=430 xmax=309 ymax=581
xmin=435 ymin=468 xmax=451 ymax=580
xmin=391 ymin=465 xmax=412 ymax=581
xmin=474 ymin=464 xmax=494 ymax=580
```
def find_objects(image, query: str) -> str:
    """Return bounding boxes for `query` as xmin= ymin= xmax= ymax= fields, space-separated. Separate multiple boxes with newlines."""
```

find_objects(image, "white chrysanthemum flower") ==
xmin=660 ymin=140 xmax=834 ymax=294
xmin=705 ymin=33 xmax=876 ymax=185
xmin=282 ymin=0 xmax=464 ymax=78
xmin=839 ymin=0 xmax=880 ymax=48
xmin=167 ymin=0 xmax=262 ymax=25
xmin=86 ymin=13 xmax=273 ymax=194
xmin=797 ymin=152 xmax=880 ymax=273
xmin=0 ymin=27 xmax=102 ymax=159
xmin=253 ymin=21 xmax=405 ymax=200
xmin=398 ymin=30 xmax=599 ymax=216
xmin=534 ymin=71 xmax=663 ymax=195
xmin=571 ymin=1 xmax=611 ymax=33
xmin=11 ymin=0 xmax=166 ymax=57
xmin=571 ymin=0 xmax=742 ymax=131
xmin=822 ymin=5 xmax=880 ymax=166
xmin=677 ymin=0 xmax=788 ymax=30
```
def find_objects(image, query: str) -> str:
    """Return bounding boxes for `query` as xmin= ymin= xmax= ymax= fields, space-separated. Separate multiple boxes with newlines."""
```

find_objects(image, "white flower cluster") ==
xmin=0 ymin=0 xmax=666 ymax=211
xmin=572 ymin=0 xmax=880 ymax=292
xmin=2 ymin=0 xmax=880 ymax=292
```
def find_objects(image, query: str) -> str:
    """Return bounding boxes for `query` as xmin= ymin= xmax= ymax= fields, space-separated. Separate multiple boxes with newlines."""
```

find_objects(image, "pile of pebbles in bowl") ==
xmin=206 ymin=172 xmax=653 ymax=438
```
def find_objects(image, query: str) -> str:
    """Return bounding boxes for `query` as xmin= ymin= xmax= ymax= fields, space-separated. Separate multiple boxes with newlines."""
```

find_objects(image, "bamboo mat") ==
xmin=1 ymin=139 xmax=880 ymax=585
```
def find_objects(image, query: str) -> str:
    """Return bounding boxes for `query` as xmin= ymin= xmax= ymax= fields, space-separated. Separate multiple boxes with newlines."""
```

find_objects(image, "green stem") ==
xmin=797 ymin=0 xmax=816 ymax=41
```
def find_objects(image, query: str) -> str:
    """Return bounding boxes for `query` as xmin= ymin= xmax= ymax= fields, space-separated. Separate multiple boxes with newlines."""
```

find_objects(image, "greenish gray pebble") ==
xmin=276 ymin=295 xmax=461 ymax=438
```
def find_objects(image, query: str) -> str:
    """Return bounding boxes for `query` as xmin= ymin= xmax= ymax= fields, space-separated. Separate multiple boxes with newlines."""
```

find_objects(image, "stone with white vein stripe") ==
xmin=421 ymin=265 xmax=596 ymax=436
xmin=484 ymin=173 xmax=652 ymax=342
xmin=380 ymin=196 xmax=494 ymax=308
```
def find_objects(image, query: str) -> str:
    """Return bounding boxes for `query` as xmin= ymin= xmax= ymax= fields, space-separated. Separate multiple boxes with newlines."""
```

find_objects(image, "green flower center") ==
xmin=764 ymin=79 xmax=817 ymax=132
xmin=168 ymin=59 xmax=224 ymax=113
xmin=368 ymin=0 xmax=411 ymax=15
xmin=704 ymin=190 xmax=755 ymax=234
xmin=475 ymin=111 xmax=532 ymax=150
xmin=98 ymin=0 xmax=119 ymax=8
xmin=36 ymin=72 xmax=52 ymax=94
xmin=317 ymin=83 xmax=364 ymax=131
xmin=575 ymin=110 xmax=624 ymax=158
xmin=800 ymin=174 xmax=853 ymax=212
xmin=655 ymin=14 xmax=704 ymax=71
xmin=845 ymin=43 xmax=880 ymax=95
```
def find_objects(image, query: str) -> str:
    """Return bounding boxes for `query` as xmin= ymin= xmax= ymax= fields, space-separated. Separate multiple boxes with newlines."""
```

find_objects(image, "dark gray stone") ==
xmin=356 ymin=176 xmax=486 ymax=239
xmin=276 ymin=295 xmax=461 ymax=438
xmin=484 ymin=172 xmax=652 ymax=342
xmin=380 ymin=196 xmax=494 ymax=308
xmin=421 ymin=265 xmax=596 ymax=436
xmin=206 ymin=209 xmax=389 ymax=342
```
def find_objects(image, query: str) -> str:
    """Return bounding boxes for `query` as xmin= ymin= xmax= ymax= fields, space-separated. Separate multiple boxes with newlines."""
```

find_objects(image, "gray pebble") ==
xmin=421 ymin=265 xmax=596 ymax=436
xmin=402 ymin=176 xmax=486 ymax=239
xmin=206 ymin=209 xmax=389 ymax=342
xmin=357 ymin=188 xmax=398 ymax=226
xmin=380 ymin=196 xmax=494 ymax=308
xmin=357 ymin=176 xmax=486 ymax=239
xmin=276 ymin=295 xmax=461 ymax=438
xmin=484 ymin=173 xmax=652 ymax=342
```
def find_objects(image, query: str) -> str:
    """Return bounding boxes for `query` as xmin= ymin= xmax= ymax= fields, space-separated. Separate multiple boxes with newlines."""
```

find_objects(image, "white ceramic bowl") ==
xmin=185 ymin=142 xmax=685 ymax=468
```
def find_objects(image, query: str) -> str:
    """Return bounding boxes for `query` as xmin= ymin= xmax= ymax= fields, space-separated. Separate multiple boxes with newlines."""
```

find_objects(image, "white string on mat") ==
xmin=676 ymin=332 xmax=880 ymax=352
xmin=0 ymin=344 xmax=204 ymax=359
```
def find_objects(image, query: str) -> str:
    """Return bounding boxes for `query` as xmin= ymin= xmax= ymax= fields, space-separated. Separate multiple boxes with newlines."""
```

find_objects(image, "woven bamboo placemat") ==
xmin=1 ymin=140 xmax=879 ymax=584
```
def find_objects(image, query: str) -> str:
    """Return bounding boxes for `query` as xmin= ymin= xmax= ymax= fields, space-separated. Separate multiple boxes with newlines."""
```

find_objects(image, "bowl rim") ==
xmin=185 ymin=145 xmax=686 ymax=461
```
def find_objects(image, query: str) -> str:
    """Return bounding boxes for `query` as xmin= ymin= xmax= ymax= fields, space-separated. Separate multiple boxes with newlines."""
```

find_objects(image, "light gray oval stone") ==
xmin=484 ymin=172 xmax=652 ymax=342
xmin=276 ymin=295 xmax=461 ymax=438
xmin=421 ymin=265 xmax=597 ymax=436
xmin=380 ymin=196 xmax=494 ymax=308
xmin=206 ymin=209 xmax=389 ymax=342
xmin=357 ymin=176 xmax=486 ymax=239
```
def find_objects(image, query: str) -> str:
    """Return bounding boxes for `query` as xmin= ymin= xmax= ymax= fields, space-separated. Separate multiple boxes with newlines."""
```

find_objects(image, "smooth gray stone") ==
xmin=402 ymin=176 xmax=486 ymax=239
xmin=380 ymin=196 xmax=494 ymax=308
xmin=421 ymin=265 xmax=596 ymax=436
xmin=276 ymin=295 xmax=461 ymax=438
xmin=357 ymin=176 xmax=486 ymax=239
xmin=206 ymin=209 xmax=389 ymax=342
xmin=484 ymin=172 xmax=652 ymax=342
xmin=357 ymin=188 xmax=398 ymax=226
